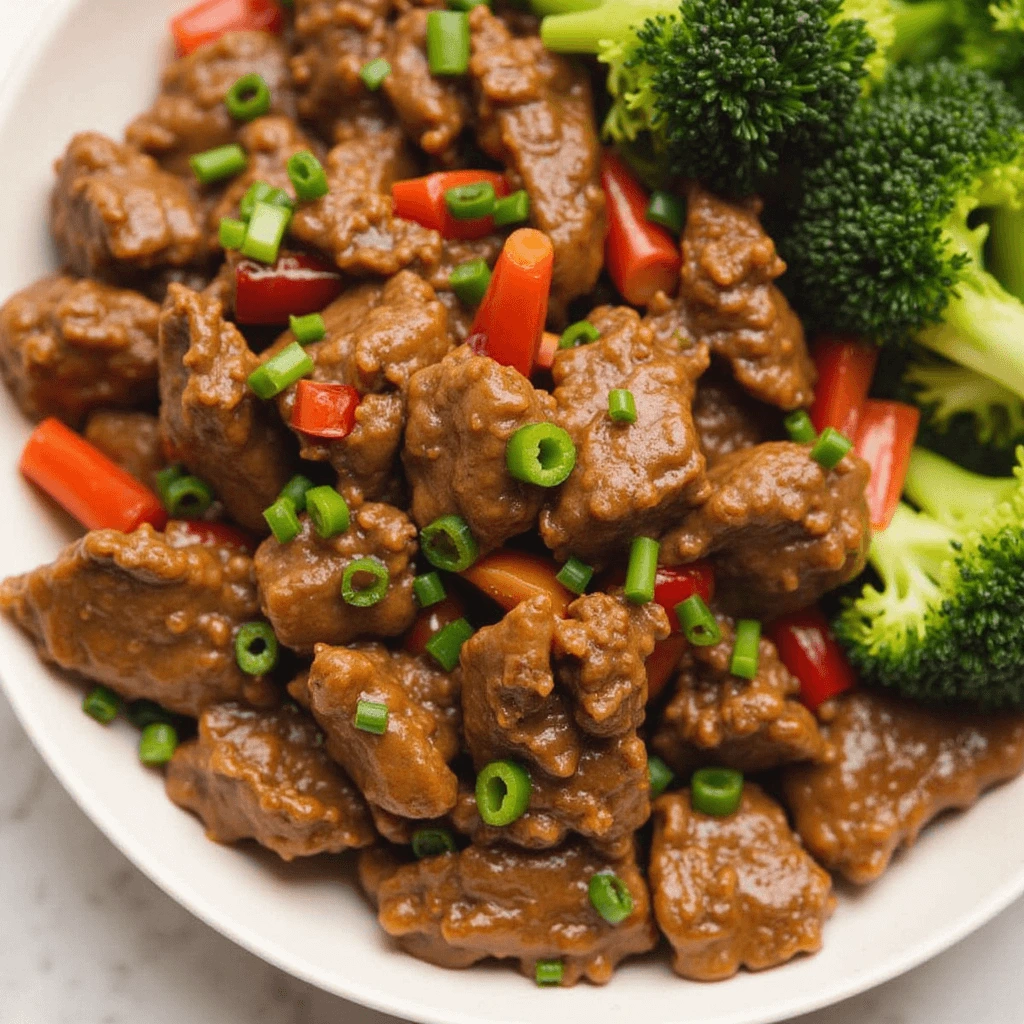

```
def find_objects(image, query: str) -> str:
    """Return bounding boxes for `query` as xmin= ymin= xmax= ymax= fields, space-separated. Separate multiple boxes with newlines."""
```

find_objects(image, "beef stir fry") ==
xmin=6 ymin=0 xmax=1024 ymax=990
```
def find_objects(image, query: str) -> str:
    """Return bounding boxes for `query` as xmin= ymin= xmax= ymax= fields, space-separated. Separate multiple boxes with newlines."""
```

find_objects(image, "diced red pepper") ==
xmin=809 ymin=337 xmax=880 ymax=438
xmin=534 ymin=331 xmax=560 ymax=373
xmin=404 ymin=595 xmax=467 ymax=657
xmin=391 ymin=171 xmax=510 ymax=241
xmin=646 ymin=634 xmax=689 ymax=704
xmin=170 ymin=519 xmax=257 ymax=552
xmin=768 ymin=607 xmax=857 ymax=712
xmin=170 ymin=0 xmax=284 ymax=57
xmin=461 ymin=550 xmax=573 ymax=618
xmin=653 ymin=561 xmax=716 ymax=634
xmin=855 ymin=399 xmax=920 ymax=531
xmin=601 ymin=151 xmax=682 ymax=307
xmin=290 ymin=380 xmax=360 ymax=439
xmin=234 ymin=252 xmax=343 ymax=326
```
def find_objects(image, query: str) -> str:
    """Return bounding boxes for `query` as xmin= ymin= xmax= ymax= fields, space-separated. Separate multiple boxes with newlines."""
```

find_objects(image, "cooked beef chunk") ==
xmin=468 ymin=6 xmax=605 ymax=315
xmin=403 ymin=345 xmax=556 ymax=554
xmin=0 ymin=525 xmax=273 ymax=716
xmin=651 ymin=614 xmax=830 ymax=774
xmin=0 ymin=275 xmax=159 ymax=425
xmin=166 ymin=700 xmax=375 ymax=859
xmin=660 ymin=442 xmax=871 ymax=619
xmin=651 ymin=786 xmax=834 ymax=981
xmin=158 ymin=284 xmax=295 ymax=533
xmin=782 ymin=690 xmax=1024 ymax=884
xmin=84 ymin=410 xmax=165 ymax=489
xmin=360 ymin=839 xmax=657 ymax=984
xmin=253 ymin=505 xmax=418 ymax=652
xmin=51 ymin=133 xmax=206 ymax=284
xmin=540 ymin=306 xmax=710 ymax=563
xmin=691 ymin=373 xmax=778 ymax=467
xmin=307 ymin=643 xmax=461 ymax=819
xmin=126 ymin=32 xmax=297 ymax=175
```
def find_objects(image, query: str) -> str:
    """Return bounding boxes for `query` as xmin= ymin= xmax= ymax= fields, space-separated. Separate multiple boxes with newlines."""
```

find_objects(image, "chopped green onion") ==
xmin=139 ymin=722 xmax=178 ymax=766
xmin=588 ymin=872 xmax=634 ymax=925
xmin=426 ymin=10 xmax=470 ymax=75
xmin=263 ymin=497 xmax=301 ymax=543
xmin=360 ymin=57 xmax=392 ymax=90
xmin=305 ymin=485 xmax=350 ymax=538
xmin=556 ymin=556 xmax=593 ymax=596
xmin=287 ymin=150 xmax=329 ymax=202
xmin=247 ymin=341 xmax=314 ymax=399
xmin=449 ymin=259 xmax=492 ymax=306
xmin=83 ymin=686 xmax=121 ymax=725
xmin=278 ymin=474 xmax=315 ymax=512
xmin=264 ymin=187 xmax=295 ymax=211
xmin=413 ymin=571 xmax=446 ymax=608
xmin=445 ymin=181 xmax=496 ymax=220
xmin=691 ymin=767 xmax=744 ymax=817
xmin=126 ymin=700 xmax=174 ymax=730
xmin=493 ymin=189 xmax=530 ymax=227
xmin=535 ymin=960 xmax=564 ymax=986
xmin=505 ymin=423 xmax=577 ymax=487
xmin=646 ymin=190 xmax=685 ymax=235
xmin=447 ymin=0 xmax=490 ymax=9
xmin=475 ymin=759 xmax=531 ymax=826
xmin=289 ymin=312 xmax=326 ymax=345
xmin=426 ymin=618 xmax=474 ymax=671
xmin=784 ymin=409 xmax=817 ymax=444
xmin=354 ymin=699 xmax=389 ymax=735
xmin=730 ymin=619 xmax=761 ymax=680
xmin=421 ymin=515 xmax=479 ymax=572
xmin=648 ymin=755 xmax=675 ymax=798
xmin=225 ymin=73 xmax=271 ymax=121
xmin=219 ymin=217 xmax=247 ymax=250
xmin=163 ymin=474 xmax=214 ymax=519
xmin=240 ymin=180 xmax=274 ymax=220
xmin=154 ymin=464 xmax=184 ymax=500
xmin=190 ymin=143 xmax=248 ymax=185
xmin=675 ymin=594 xmax=721 ymax=647
xmin=341 ymin=556 xmax=390 ymax=607
xmin=235 ymin=621 xmax=279 ymax=675
xmin=811 ymin=426 xmax=853 ymax=470
xmin=411 ymin=827 xmax=457 ymax=858
xmin=240 ymin=200 xmax=291 ymax=264
xmin=608 ymin=389 xmax=637 ymax=424
xmin=559 ymin=319 xmax=600 ymax=349
xmin=624 ymin=536 xmax=659 ymax=604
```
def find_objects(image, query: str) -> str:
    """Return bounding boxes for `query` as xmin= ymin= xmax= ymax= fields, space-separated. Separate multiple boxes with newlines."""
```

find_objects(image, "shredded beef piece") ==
xmin=84 ymin=410 xmax=165 ymax=490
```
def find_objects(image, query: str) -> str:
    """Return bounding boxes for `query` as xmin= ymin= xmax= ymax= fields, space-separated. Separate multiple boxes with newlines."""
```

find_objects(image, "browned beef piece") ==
xmin=0 ymin=525 xmax=274 ymax=716
xmin=677 ymin=185 xmax=815 ymax=410
xmin=307 ymin=643 xmax=461 ymax=819
xmin=158 ymin=284 xmax=294 ymax=534
xmin=661 ymin=442 xmax=871 ymax=619
xmin=289 ymin=113 xmax=441 ymax=277
xmin=552 ymin=591 xmax=669 ymax=738
xmin=540 ymin=306 xmax=710 ymax=564
xmin=692 ymin=373 xmax=778 ymax=467
xmin=84 ymin=410 xmax=165 ymax=490
xmin=651 ymin=614 xmax=830 ymax=774
xmin=651 ymin=786 xmax=834 ymax=981
xmin=782 ymin=690 xmax=1024 ymax=884
xmin=361 ymin=839 xmax=657 ymax=984
xmin=166 ymin=701 xmax=376 ymax=859
xmin=383 ymin=9 xmax=470 ymax=162
xmin=126 ymin=32 xmax=297 ymax=175
xmin=253 ymin=505 xmax=418 ymax=652
xmin=272 ymin=271 xmax=450 ymax=502
xmin=468 ymin=7 xmax=605 ymax=315
xmin=403 ymin=346 xmax=556 ymax=554
xmin=51 ymin=133 xmax=206 ymax=284
xmin=0 ymin=275 xmax=159 ymax=425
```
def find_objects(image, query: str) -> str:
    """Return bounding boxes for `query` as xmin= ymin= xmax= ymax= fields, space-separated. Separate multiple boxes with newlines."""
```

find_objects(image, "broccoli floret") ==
xmin=834 ymin=446 xmax=1024 ymax=708
xmin=539 ymin=0 xmax=884 ymax=196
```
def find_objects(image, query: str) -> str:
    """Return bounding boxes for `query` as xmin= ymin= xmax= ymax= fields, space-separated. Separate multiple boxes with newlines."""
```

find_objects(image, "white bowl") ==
xmin=2 ymin=3 xmax=1024 ymax=1022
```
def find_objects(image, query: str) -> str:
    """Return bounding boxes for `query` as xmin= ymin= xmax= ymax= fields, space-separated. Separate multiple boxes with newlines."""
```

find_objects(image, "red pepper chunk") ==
xmin=291 ymin=380 xmax=360 ymax=439
xmin=20 ymin=418 xmax=167 ymax=534
xmin=533 ymin=331 xmax=560 ymax=373
xmin=171 ymin=519 xmax=257 ymax=553
xmin=654 ymin=562 xmax=715 ymax=634
xmin=768 ymin=608 xmax=857 ymax=712
xmin=391 ymin=171 xmax=509 ymax=241
xmin=646 ymin=634 xmax=689 ymax=704
xmin=235 ymin=252 xmax=343 ymax=326
xmin=855 ymin=399 xmax=920 ymax=531
xmin=809 ymin=336 xmax=880 ymax=438
xmin=170 ymin=0 xmax=284 ymax=57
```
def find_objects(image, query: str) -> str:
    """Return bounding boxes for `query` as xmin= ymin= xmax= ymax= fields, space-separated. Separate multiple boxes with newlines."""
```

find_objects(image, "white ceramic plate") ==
xmin=2 ymin=3 xmax=1024 ymax=1022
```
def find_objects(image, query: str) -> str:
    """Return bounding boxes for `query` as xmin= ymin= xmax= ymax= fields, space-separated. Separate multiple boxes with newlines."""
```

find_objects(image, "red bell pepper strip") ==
xmin=461 ymin=550 xmax=573 ymax=618
xmin=234 ymin=252 xmax=343 ymax=326
xmin=404 ymin=594 xmax=467 ymax=657
xmin=469 ymin=228 xmax=554 ymax=377
xmin=854 ymin=399 xmax=920 ymax=531
xmin=170 ymin=519 xmax=257 ymax=553
xmin=170 ymin=0 xmax=284 ymax=57
xmin=601 ymin=152 xmax=682 ymax=307
xmin=646 ymin=634 xmax=689 ymax=704
xmin=809 ymin=336 xmax=880 ymax=438
xmin=534 ymin=331 xmax=560 ymax=372
xmin=20 ymin=418 xmax=168 ymax=534
xmin=290 ymin=380 xmax=360 ymax=439
xmin=653 ymin=562 xmax=715 ymax=634
xmin=391 ymin=171 xmax=509 ymax=242
xmin=768 ymin=607 xmax=857 ymax=712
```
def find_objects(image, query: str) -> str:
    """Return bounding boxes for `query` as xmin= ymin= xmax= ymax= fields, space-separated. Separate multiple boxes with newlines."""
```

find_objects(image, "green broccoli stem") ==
xmin=888 ymin=0 xmax=953 ymax=62
xmin=904 ymin=446 xmax=1020 ymax=529
xmin=870 ymin=502 xmax=956 ymax=610
xmin=988 ymin=205 xmax=1024 ymax=304
xmin=530 ymin=0 xmax=600 ymax=16
xmin=540 ymin=0 xmax=678 ymax=52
